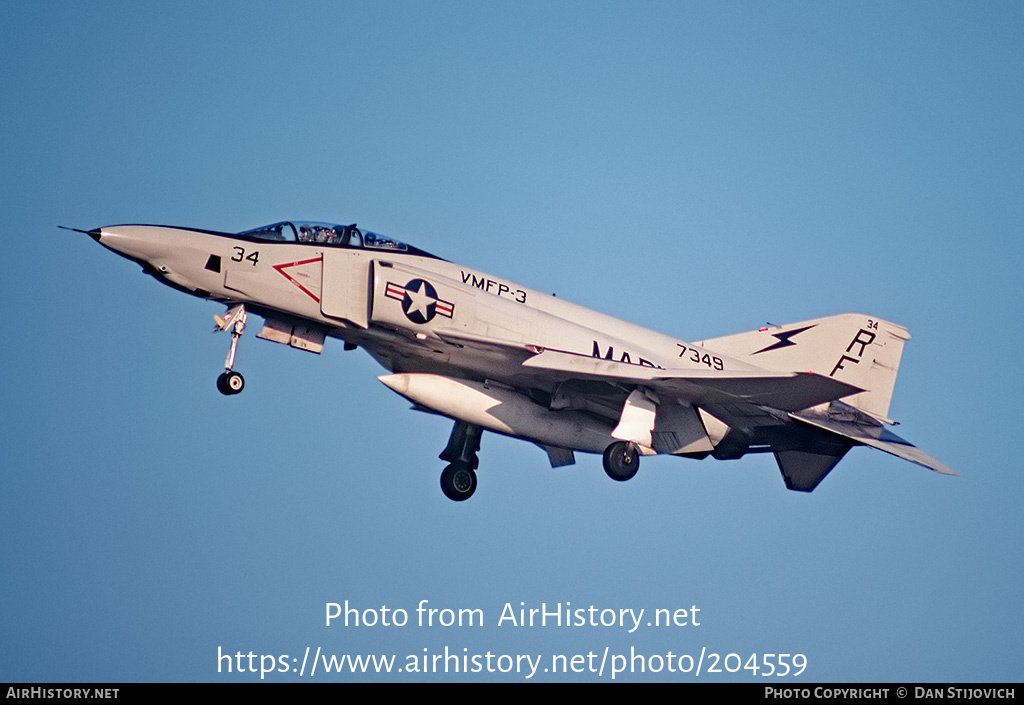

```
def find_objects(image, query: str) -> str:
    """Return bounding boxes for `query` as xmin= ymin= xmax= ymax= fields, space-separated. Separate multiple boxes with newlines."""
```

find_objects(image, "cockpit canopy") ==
xmin=236 ymin=221 xmax=437 ymax=258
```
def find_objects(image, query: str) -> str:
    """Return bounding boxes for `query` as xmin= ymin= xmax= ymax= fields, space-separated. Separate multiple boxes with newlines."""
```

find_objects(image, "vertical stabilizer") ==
xmin=697 ymin=314 xmax=909 ymax=419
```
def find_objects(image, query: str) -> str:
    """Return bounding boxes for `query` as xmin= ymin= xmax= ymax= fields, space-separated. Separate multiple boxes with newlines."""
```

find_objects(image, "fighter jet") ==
xmin=66 ymin=221 xmax=955 ymax=500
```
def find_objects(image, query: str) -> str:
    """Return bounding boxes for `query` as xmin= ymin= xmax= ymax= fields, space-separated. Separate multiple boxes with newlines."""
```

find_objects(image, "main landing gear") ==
xmin=439 ymin=421 xmax=482 ymax=501
xmin=214 ymin=304 xmax=247 ymax=396
xmin=603 ymin=441 xmax=640 ymax=481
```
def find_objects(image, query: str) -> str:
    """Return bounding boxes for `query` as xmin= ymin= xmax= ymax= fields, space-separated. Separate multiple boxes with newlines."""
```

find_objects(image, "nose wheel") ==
xmin=216 ymin=370 xmax=245 ymax=395
xmin=214 ymin=304 xmax=248 ymax=396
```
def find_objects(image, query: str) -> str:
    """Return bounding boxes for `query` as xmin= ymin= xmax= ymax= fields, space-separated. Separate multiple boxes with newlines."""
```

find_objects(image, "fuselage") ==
xmin=91 ymin=223 xmax=758 ymax=393
xmin=79 ymin=219 xmax=954 ymax=497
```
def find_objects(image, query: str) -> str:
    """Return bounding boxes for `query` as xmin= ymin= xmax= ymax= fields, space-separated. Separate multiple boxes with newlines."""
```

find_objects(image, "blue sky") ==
xmin=2 ymin=1 xmax=1021 ymax=682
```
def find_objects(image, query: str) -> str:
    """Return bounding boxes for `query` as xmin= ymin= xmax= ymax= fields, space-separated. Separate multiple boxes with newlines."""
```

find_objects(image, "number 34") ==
xmin=232 ymin=247 xmax=259 ymax=266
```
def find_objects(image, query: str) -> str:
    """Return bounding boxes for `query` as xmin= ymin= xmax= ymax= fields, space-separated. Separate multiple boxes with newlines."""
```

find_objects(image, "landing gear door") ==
xmin=320 ymin=250 xmax=370 ymax=329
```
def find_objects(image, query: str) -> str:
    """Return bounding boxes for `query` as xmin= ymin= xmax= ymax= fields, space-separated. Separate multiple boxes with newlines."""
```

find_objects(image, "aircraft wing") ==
xmin=521 ymin=348 xmax=863 ymax=412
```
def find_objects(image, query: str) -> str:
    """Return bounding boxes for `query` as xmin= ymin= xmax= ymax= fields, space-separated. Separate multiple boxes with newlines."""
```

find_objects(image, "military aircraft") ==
xmin=66 ymin=220 xmax=955 ymax=500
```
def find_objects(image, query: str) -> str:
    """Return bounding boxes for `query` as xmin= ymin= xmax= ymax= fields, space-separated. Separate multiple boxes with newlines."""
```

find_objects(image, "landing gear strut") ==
xmin=603 ymin=441 xmax=640 ymax=481
xmin=214 ymin=304 xmax=247 ymax=396
xmin=439 ymin=421 xmax=481 ymax=501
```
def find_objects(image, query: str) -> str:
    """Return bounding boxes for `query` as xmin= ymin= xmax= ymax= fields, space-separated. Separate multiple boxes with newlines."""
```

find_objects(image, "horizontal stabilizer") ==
xmin=791 ymin=413 xmax=956 ymax=476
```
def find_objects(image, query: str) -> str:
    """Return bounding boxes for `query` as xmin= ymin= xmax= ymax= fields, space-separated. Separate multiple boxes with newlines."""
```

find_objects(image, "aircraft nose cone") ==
xmin=91 ymin=227 xmax=130 ymax=256
xmin=87 ymin=225 xmax=173 ymax=263
xmin=92 ymin=226 xmax=127 ymax=250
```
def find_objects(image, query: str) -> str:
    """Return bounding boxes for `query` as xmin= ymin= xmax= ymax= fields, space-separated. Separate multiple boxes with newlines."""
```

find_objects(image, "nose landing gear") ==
xmin=214 ymin=304 xmax=247 ymax=396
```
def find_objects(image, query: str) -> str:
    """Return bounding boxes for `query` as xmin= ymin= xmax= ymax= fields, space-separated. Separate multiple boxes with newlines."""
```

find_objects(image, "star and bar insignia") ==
xmin=385 ymin=278 xmax=455 ymax=324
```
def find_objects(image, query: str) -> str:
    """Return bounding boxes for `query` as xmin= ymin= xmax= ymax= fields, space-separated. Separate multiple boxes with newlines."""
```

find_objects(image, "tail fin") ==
xmin=696 ymin=314 xmax=909 ymax=420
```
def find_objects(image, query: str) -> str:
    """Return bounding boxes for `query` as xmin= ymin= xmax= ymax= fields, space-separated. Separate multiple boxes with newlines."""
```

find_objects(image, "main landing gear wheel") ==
xmin=603 ymin=441 xmax=640 ymax=482
xmin=440 ymin=463 xmax=477 ymax=502
xmin=438 ymin=421 xmax=482 ymax=502
xmin=216 ymin=371 xmax=245 ymax=395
